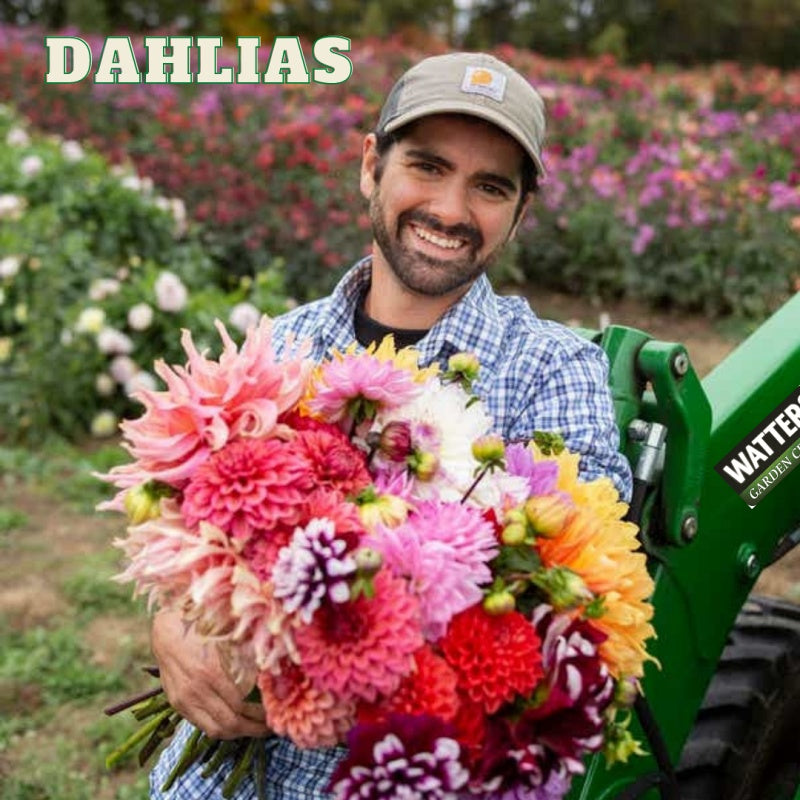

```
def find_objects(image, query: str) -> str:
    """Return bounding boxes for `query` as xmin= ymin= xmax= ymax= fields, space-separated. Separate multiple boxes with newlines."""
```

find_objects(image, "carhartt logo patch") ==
xmin=461 ymin=65 xmax=506 ymax=102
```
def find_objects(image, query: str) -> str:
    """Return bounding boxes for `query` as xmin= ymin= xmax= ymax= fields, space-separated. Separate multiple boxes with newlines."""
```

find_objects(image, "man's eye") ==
xmin=411 ymin=161 xmax=440 ymax=174
xmin=480 ymin=183 xmax=507 ymax=198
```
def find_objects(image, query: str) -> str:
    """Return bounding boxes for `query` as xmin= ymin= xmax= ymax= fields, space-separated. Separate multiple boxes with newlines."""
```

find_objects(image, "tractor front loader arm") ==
xmin=568 ymin=291 xmax=800 ymax=800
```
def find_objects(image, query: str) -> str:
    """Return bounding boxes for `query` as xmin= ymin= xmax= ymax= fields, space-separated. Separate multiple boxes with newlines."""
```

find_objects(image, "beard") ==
xmin=369 ymin=188 xmax=502 ymax=298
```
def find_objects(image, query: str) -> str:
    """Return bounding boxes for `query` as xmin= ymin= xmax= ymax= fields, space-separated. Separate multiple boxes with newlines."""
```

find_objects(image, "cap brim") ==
xmin=381 ymin=100 xmax=546 ymax=179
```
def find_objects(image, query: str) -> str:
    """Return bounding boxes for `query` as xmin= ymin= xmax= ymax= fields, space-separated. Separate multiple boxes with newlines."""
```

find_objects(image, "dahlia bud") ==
xmin=447 ymin=352 xmax=480 ymax=382
xmin=124 ymin=483 xmax=164 ymax=525
xmin=524 ymin=495 xmax=572 ymax=538
xmin=356 ymin=489 xmax=409 ymax=530
xmin=532 ymin=430 xmax=566 ymax=456
xmin=531 ymin=566 xmax=594 ymax=611
xmin=603 ymin=714 xmax=647 ymax=766
xmin=471 ymin=434 xmax=505 ymax=467
xmin=353 ymin=546 xmax=383 ymax=577
xmin=376 ymin=421 xmax=412 ymax=462
xmin=614 ymin=677 xmax=641 ymax=709
xmin=408 ymin=450 xmax=438 ymax=482
xmin=501 ymin=521 xmax=528 ymax=546
xmin=483 ymin=589 xmax=516 ymax=615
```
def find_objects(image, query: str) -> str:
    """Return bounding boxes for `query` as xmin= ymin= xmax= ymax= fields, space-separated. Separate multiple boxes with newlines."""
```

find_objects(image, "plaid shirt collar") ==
xmin=318 ymin=257 xmax=503 ymax=372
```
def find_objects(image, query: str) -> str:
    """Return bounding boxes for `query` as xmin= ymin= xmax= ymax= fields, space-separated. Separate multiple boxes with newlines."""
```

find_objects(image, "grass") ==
xmin=0 ymin=439 xmax=154 ymax=800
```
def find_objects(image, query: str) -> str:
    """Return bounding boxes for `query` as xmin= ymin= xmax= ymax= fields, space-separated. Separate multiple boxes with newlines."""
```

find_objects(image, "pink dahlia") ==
xmin=115 ymin=500 xmax=238 ymax=637
xmin=241 ymin=526 xmax=293 ymax=582
xmin=367 ymin=500 xmax=498 ymax=641
xmin=98 ymin=318 xmax=310 ymax=507
xmin=294 ymin=424 xmax=372 ymax=497
xmin=308 ymin=353 xmax=421 ymax=425
xmin=181 ymin=438 xmax=314 ymax=541
xmin=258 ymin=661 xmax=355 ymax=748
xmin=293 ymin=570 xmax=422 ymax=703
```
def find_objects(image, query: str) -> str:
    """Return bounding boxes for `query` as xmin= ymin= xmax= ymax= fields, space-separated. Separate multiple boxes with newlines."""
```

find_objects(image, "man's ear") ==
xmin=360 ymin=133 xmax=379 ymax=200
xmin=508 ymin=193 xmax=533 ymax=241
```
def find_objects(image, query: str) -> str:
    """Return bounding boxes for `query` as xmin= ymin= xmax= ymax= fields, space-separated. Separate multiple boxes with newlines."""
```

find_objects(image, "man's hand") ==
xmin=151 ymin=608 xmax=271 ymax=740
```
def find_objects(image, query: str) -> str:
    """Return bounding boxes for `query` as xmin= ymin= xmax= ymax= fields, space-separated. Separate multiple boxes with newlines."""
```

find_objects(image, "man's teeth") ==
xmin=412 ymin=225 xmax=464 ymax=250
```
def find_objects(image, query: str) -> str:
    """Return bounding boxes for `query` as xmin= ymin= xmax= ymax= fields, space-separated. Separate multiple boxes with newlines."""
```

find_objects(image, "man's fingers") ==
xmin=240 ymin=700 xmax=268 ymax=723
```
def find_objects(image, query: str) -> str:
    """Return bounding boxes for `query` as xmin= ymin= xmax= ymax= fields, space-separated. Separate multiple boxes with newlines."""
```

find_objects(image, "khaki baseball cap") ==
xmin=377 ymin=52 xmax=547 ymax=178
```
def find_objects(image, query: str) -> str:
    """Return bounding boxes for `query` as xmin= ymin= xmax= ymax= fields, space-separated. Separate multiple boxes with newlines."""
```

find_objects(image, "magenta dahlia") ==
xmin=328 ymin=713 xmax=468 ymax=800
xmin=522 ymin=607 xmax=615 ymax=762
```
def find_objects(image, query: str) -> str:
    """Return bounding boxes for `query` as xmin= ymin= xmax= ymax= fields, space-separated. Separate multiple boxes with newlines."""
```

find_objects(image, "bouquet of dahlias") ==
xmin=100 ymin=317 xmax=656 ymax=800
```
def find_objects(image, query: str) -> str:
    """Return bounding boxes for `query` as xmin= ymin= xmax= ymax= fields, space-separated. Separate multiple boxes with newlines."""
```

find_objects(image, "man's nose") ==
xmin=428 ymin=181 xmax=472 ymax=228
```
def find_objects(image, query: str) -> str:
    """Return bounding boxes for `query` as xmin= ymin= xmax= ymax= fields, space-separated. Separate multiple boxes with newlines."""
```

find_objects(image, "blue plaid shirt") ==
xmin=150 ymin=258 xmax=632 ymax=799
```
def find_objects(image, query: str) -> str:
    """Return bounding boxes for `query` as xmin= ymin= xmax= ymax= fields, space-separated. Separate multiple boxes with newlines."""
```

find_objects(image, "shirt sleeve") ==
xmin=506 ymin=339 xmax=633 ymax=501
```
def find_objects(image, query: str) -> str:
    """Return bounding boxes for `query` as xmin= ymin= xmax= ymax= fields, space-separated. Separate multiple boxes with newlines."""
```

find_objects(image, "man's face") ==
xmin=360 ymin=114 xmax=528 ymax=299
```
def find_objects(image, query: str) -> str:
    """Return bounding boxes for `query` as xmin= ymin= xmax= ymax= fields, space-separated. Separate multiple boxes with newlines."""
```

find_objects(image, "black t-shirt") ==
xmin=354 ymin=292 xmax=428 ymax=350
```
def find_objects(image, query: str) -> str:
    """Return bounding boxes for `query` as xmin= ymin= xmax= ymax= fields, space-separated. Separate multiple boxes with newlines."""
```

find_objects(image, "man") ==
xmin=150 ymin=51 xmax=632 ymax=798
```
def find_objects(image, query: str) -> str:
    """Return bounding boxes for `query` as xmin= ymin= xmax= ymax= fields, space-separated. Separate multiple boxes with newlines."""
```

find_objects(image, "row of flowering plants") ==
xmin=1 ymin=25 xmax=799 ymax=315
xmin=0 ymin=104 xmax=295 ymax=443
xmin=100 ymin=320 xmax=656 ymax=799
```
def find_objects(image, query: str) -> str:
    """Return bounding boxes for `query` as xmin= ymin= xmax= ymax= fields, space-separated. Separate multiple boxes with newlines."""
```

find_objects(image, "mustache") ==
xmin=398 ymin=210 xmax=483 ymax=250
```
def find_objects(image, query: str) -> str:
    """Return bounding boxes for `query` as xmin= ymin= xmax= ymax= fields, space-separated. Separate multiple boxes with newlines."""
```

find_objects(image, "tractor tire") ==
xmin=676 ymin=595 xmax=800 ymax=800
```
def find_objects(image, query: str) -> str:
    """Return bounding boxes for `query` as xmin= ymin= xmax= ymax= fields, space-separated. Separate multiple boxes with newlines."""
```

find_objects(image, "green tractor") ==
xmin=568 ymin=291 xmax=800 ymax=799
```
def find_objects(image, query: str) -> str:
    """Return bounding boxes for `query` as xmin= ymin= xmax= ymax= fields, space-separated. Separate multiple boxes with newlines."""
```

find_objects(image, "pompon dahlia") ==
xmin=180 ymin=438 xmax=314 ymax=541
xmin=98 ymin=317 xmax=310 ymax=507
xmin=329 ymin=713 xmax=468 ymax=800
xmin=535 ymin=504 xmax=656 ymax=678
xmin=357 ymin=646 xmax=460 ymax=726
xmin=441 ymin=605 xmax=544 ymax=714
xmin=294 ymin=424 xmax=372 ymax=497
xmin=258 ymin=661 xmax=355 ymax=748
xmin=307 ymin=350 xmax=422 ymax=425
xmin=367 ymin=500 xmax=497 ymax=641
xmin=293 ymin=571 xmax=422 ymax=703
xmin=272 ymin=518 xmax=358 ymax=623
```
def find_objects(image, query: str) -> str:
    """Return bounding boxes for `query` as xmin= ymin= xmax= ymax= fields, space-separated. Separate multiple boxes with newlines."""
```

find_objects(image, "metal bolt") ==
xmin=743 ymin=553 xmax=761 ymax=580
xmin=672 ymin=351 xmax=690 ymax=377
xmin=681 ymin=515 xmax=698 ymax=541
xmin=628 ymin=420 xmax=650 ymax=442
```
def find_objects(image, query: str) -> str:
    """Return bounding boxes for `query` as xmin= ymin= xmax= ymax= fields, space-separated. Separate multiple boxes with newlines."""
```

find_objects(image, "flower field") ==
xmin=1 ymin=25 xmax=799 ymax=443
xmin=3 ymin=26 xmax=800 ymax=309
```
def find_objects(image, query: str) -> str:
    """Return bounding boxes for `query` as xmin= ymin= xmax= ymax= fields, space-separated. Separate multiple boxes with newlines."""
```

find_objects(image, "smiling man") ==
xmin=149 ymin=52 xmax=632 ymax=799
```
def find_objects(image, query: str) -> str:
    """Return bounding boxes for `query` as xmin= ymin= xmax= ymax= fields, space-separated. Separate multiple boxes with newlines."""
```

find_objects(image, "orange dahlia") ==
xmin=357 ymin=646 xmax=460 ymax=725
xmin=258 ymin=661 xmax=355 ymax=748
xmin=531 ymin=448 xmax=656 ymax=679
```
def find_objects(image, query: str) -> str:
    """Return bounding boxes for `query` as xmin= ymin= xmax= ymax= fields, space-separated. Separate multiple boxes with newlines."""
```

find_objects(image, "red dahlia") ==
xmin=441 ymin=605 xmax=544 ymax=714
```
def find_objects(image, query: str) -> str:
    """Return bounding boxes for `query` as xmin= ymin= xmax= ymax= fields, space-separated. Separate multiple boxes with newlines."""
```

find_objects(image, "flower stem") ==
xmin=461 ymin=464 xmax=490 ymax=504
xmin=105 ymin=707 xmax=173 ymax=769
xmin=103 ymin=685 xmax=164 ymax=717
